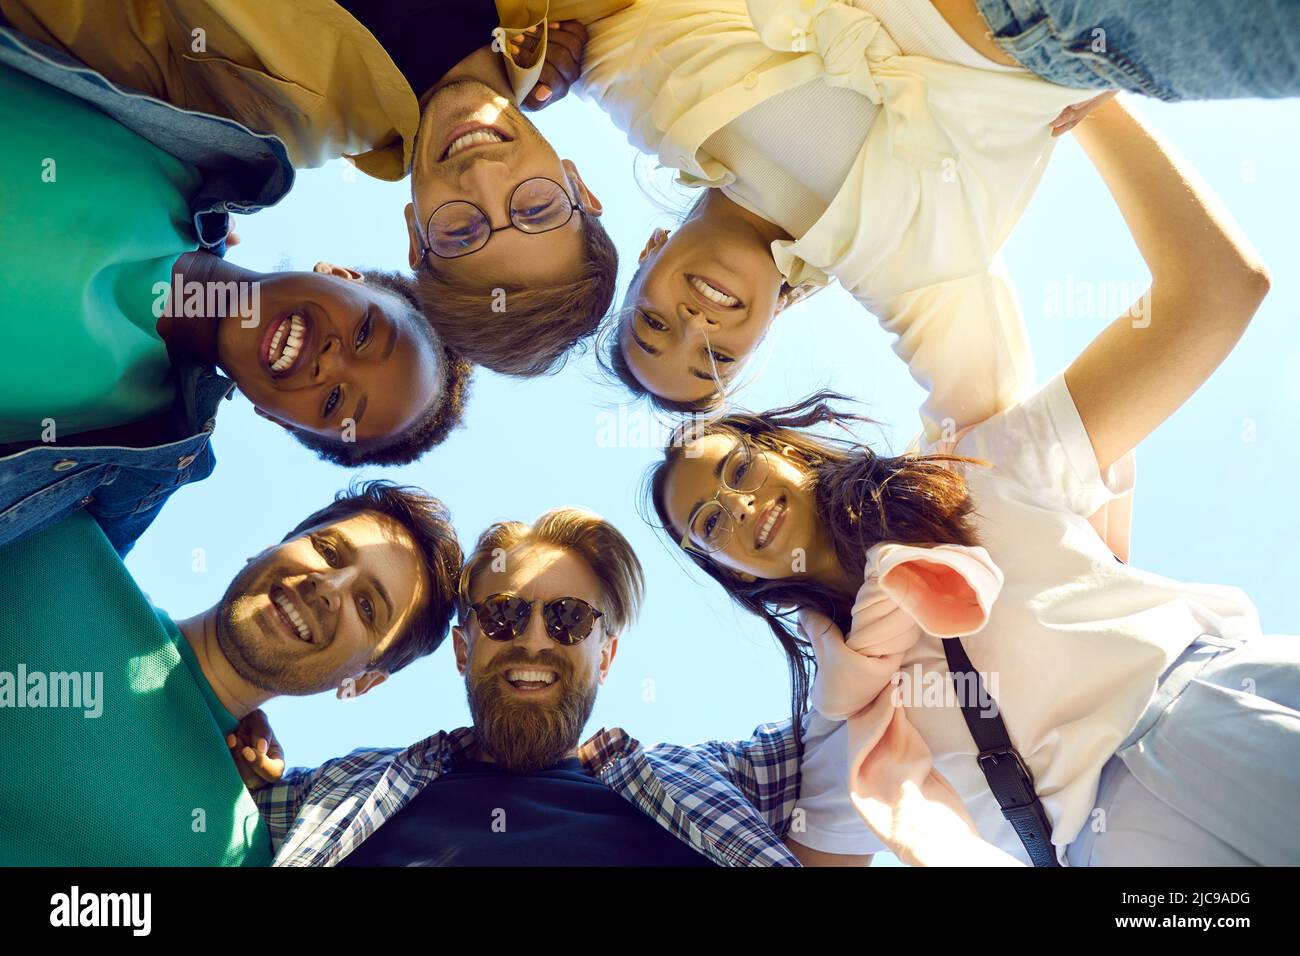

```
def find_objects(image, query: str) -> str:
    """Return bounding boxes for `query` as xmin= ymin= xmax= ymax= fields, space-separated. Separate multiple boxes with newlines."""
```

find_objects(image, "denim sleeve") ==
xmin=96 ymin=500 xmax=166 ymax=560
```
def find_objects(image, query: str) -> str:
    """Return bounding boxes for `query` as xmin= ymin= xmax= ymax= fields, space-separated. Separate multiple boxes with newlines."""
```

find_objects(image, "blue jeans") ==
xmin=974 ymin=0 xmax=1300 ymax=101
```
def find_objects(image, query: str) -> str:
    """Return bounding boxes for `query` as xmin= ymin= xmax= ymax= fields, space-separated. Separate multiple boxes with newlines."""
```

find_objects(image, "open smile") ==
xmin=686 ymin=274 xmax=743 ymax=310
xmin=754 ymin=495 xmax=787 ymax=550
xmin=269 ymin=584 xmax=316 ymax=645
xmin=501 ymin=667 xmax=559 ymax=695
xmin=259 ymin=310 xmax=314 ymax=379
xmin=440 ymin=122 xmax=513 ymax=162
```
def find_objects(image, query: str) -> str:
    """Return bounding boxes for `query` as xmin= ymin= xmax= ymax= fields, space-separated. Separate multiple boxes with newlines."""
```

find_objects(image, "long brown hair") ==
xmin=644 ymin=391 xmax=981 ymax=725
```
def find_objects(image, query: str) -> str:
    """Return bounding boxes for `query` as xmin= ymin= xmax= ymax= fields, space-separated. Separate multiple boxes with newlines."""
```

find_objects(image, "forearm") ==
xmin=1070 ymin=97 xmax=1269 ymax=304
xmin=1063 ymin=98 xmax=1270 ymax=471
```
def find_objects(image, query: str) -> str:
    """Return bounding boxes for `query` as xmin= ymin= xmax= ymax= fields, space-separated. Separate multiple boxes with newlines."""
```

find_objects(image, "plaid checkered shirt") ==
xmin=254 ymin=721 xmax=806 ymax=866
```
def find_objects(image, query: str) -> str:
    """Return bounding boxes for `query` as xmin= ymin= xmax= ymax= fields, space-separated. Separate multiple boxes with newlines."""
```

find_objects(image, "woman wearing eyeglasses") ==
xmin=642 ymin=99 xmax=1300 ymax=866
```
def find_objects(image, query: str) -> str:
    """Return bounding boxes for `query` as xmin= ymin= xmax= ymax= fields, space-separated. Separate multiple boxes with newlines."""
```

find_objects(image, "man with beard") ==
xmin=241 ymin=509 xmax=876 ymax=866
xmin=0 ymin=480 xmax=461 ymax=866
xmin=2 ymin=0 xmax=622 ymax=377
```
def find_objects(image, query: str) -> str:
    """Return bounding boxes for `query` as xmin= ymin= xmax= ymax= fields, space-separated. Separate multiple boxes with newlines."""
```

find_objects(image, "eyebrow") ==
xmin=336 ymin=528 xmax=395 ymax=632
xmin=630 ymin=328 xmax=661 ymax=357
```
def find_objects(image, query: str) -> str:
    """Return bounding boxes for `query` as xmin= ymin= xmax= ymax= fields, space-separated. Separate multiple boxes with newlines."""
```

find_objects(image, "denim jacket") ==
xmin=0 ymin=367 xmax=235 ymax=558
xmin=0 ymin=22 xmax=294 ymax=555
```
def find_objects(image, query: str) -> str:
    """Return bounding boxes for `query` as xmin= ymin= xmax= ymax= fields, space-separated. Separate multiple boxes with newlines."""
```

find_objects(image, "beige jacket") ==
xmin=1 ymin=0 xmax=629 ymax=180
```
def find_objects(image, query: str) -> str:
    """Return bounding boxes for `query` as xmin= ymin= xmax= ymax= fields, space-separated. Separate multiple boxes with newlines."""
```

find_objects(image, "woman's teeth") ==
xmin=272 ymin=590 xmax=311 ymax=643
xmin=446 ymin=128 xmax=506 ymax=159
xmin=755 ymin=498 xmax=786 ymax=548
xmin=689 ymin=275 xmax=740 ymax=307
xmin=268 ymin=314 xmax=305 ymax=373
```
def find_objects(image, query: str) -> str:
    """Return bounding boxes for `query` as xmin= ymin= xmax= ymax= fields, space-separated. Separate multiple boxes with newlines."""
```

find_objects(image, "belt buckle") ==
xmin=977 ymin=746 xmax=1037 ymax=810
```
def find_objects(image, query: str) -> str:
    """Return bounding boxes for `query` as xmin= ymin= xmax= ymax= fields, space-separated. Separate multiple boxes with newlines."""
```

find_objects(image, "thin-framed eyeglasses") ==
xmin=679 ymin=437 xmax=771 ymax=555
xmin=420 ymin=176 xmax=586 ymax=261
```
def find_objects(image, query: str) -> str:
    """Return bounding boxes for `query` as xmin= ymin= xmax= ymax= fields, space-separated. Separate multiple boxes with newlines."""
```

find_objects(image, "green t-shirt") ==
xmin=0 ymin=511 xmax=273 ymax=866
xmin=0 ymin=61 xmax=200 ymax=443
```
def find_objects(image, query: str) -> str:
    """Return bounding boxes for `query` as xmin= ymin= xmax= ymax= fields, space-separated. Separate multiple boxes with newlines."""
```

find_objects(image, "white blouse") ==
xmin=705 ymin=0 xmax=1024 ymax=236
xmin=800 ymin=375 xmax=1260 ymax=864
xmin=577 ymin=0 xmax=1094 ymax=437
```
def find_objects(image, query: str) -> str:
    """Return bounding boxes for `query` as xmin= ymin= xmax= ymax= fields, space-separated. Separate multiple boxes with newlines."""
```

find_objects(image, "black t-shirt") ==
xmin=335 ymin=0 xmax=499 ymax=97
xmin=338 ymin=756 xmax=718 ymax=866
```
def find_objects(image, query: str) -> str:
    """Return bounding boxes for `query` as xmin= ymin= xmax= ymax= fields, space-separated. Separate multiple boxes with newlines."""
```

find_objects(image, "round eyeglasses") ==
xmin=420 ymin=176 xmax=585 ymax=261
xmin=680 ymin=438 xmax=771 ymax=554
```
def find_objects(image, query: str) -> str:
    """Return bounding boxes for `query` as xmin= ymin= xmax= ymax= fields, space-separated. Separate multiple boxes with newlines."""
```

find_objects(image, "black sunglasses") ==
xmin=467 ymin=593 xmax=605 ymax=645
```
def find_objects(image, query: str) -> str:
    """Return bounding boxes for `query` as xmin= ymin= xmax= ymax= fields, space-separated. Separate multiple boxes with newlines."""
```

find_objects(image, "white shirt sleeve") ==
xmin=793 ymin=711 xmax=886 ymax=856
xmin=865 ymin=261 xmax=1036 ymax=442
xmin=953 ymin=372 xmax=1136 ymax=518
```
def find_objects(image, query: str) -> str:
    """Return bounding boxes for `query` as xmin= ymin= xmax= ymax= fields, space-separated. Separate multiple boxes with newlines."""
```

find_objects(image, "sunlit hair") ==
xmin=286 ymin=270 xmax=473 ymax=466
xmin=458 ymin=508 xmax=645 ymax=637
xmin=284 ymin=480 xmax=464 ymax=675
xmin=643 ymin=392 xmax=981 ymax=723
xmin=414 ymin=216 xmax=618 ymax=377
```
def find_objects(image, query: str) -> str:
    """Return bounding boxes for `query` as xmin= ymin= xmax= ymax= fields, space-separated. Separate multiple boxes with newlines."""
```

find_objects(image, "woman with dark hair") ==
xmin=576 ymin=0 xmax=1300 ymax=433
xmin=646 ymin=97 xmax=1300 ymax=866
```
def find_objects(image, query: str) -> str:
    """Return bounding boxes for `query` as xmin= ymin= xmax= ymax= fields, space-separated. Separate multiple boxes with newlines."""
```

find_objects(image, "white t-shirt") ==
xmin=801 ymin=374 xmax=1261 ymax=862
xmin=795 ymin=712 xmax=888 ymax=854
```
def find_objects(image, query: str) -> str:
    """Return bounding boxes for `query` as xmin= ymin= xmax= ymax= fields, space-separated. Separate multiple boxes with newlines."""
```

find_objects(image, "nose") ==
xmin=456 ymin=160 xmax=512 ymax=216
xmin=513 ymin=602 xmax=554 ymax=654
xmin=677 ymin=301 xmax=721 ymax=336
xmin=307 ymin=565 xmax=358 ymax=613
xmin=314 ymin=335 xmax=345 ymax=381
xmin=717 ymin=488 xmax=754 ymax=521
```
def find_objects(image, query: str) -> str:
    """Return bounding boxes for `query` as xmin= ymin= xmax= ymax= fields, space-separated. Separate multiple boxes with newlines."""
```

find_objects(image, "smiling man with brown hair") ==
xmin=0 ymin=480 xmax=462 ymax=866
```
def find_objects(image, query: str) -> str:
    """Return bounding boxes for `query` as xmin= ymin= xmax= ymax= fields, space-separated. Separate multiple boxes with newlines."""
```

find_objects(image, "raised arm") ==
xmin=1064 ymin=98 xmax=1271 ymax=472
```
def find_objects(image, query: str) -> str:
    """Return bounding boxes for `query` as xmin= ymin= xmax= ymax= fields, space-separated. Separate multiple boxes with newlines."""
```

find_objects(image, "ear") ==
xmin=775 ymin=282 xmax=817 ymax=315
xmin=561 ymin=159 xmax=602 ymax=216
xmin=778 ymin=443 xmax=810 ymax=466
xmin=253 ymin=406 xmax=292 ymax=431
xmin=404 ymin=202 xmax=423 ymax=270
xmin=639 ymin=227 xmax=670 ymax=264
xmin=452 ymin=624 xmax=470 ymax=676
xmin=313 ymin=262 xmax=365 ymax=282
xmin=597 ymin=633 xmax=620 ymax=683
xmin=338 ymin=670 xmax=388 ymax=699
xmin=734 ymin=570 xmax=758 ymax=583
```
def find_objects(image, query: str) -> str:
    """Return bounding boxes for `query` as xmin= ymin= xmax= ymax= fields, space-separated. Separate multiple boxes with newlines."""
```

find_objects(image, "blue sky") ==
xmin=127 ymin=90 xmax=1300 ymax=829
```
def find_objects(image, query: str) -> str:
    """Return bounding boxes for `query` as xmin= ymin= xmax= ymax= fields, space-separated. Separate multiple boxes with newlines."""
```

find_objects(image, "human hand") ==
xmin=515 ymin=21 xmax=588 ymax=110
xmin=1051 ymin=90 xmax=1119 ymax=137
xmin=226 ymin=708 xmax=285 ymax=791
